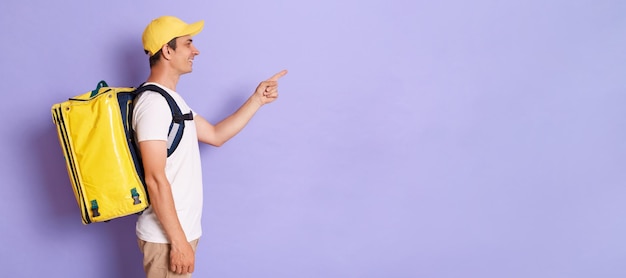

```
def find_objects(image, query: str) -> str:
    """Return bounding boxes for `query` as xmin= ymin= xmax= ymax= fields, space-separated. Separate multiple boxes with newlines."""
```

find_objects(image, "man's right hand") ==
xmin=254 ymin=69 xmax=288 ymax=105
xmin=170 ymin=241 xmax=195 ymax=274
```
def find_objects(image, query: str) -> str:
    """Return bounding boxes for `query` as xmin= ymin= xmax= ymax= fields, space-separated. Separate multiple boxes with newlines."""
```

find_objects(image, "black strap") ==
xmin=134 ymin=84 xmax=185 ymax=119
xmin=174 ymin=112 xmax=194 ymax=123
xmin=133 ymin=84 xmax=193 ymax=157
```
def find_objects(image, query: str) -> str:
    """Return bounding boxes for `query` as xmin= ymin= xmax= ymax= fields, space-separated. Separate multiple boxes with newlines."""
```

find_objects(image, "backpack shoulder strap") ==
xmin=134 ymin=84 xmax=193 ymax=157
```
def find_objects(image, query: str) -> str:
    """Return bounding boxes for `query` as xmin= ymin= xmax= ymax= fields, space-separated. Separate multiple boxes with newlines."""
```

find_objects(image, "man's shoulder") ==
xmin=134 ymin=90 xmax=170 ymax=114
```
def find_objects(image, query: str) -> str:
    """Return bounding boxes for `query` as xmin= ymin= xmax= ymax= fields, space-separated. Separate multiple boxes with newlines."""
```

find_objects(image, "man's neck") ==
xmin=146 ymin=66 xmax=180 ymax=91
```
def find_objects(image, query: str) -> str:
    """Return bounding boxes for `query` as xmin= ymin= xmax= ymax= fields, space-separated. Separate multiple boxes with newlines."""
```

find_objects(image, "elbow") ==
xmin=197 ymin=127 xmax=229 ymax=147
xmin=143 ymin=176 xmax=160 ymax=194
xmin=209 ymin=140 xmax=225 ymax=147
xmin=200 ymin=136 xmax=226 ymax=147
xmin=143 ymin=175 xmax=156 ymax=188
xmin=143 ymin=173 xmax=169 ymax=195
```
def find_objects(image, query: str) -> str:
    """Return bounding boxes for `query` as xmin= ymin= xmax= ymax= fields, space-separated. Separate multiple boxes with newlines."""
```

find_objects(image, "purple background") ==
xmin=1 ymin=0 xmax=625 ymax=277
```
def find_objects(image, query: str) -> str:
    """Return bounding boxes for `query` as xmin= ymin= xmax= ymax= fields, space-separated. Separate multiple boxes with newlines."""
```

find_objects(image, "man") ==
xmin=133 ymin=15 xmax=287 ymax=277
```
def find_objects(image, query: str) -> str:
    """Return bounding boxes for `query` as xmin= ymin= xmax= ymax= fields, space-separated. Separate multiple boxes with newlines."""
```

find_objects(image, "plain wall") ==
xmin=1 ymin=0 xmax=625 ymax=277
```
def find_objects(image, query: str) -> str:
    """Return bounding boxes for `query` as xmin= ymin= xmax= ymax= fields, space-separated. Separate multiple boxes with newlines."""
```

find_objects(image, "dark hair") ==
xmin=146 ymin=37 xmax=179 ymax=68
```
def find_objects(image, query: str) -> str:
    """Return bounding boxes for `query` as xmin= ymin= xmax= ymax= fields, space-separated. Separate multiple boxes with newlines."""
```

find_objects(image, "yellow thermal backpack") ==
xmin=51 ymin=81 xmax=192 ymax=224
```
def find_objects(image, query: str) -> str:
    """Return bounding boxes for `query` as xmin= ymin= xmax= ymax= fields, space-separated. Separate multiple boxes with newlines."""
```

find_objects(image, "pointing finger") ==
xmin=267 ymin=69 xmax=288 ymax=81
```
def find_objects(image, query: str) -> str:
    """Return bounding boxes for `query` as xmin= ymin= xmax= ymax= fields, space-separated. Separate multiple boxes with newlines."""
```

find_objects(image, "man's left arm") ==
xmin=195 ymin=70 xmax=287 ymax=146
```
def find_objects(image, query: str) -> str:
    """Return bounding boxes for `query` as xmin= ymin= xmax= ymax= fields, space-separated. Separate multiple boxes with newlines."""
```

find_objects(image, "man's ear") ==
xmin=161 ymin=45 xmax=171 ymax=60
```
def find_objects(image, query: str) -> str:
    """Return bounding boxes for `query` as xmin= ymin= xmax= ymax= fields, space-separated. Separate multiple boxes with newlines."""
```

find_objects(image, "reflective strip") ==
xmin=167 ymin=122 xmax=181 ymax=149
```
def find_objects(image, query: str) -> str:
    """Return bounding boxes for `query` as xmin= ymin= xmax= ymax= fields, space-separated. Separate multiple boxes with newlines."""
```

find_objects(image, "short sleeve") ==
xmin=132 ymin=91 xmax=172 ymax=142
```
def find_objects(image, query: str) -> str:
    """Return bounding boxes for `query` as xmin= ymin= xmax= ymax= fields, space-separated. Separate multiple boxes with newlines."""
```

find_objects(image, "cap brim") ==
xmin=182 ymin=20 xmax=204 ymax=37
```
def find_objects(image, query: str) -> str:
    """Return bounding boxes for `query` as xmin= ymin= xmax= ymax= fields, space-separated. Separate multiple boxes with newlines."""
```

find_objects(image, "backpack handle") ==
xmin=90 ymin=80 xmax=109 ymax=97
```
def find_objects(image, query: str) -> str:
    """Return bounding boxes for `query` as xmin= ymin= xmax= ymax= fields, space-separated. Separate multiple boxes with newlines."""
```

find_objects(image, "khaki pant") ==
xmin=138 ymin=239 xmax=200 ymax=278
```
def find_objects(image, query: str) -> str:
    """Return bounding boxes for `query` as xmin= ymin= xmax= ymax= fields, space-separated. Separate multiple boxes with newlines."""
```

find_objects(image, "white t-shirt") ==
xmin=132 ymin=83 xmax=203 ymax=243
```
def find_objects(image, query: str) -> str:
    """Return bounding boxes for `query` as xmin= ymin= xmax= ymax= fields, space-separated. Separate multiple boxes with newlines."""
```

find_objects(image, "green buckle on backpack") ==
xmin=131 ymin=188 xmax=142 ymax=205
xmin=90 ymin=200 xmax=101 ymax=217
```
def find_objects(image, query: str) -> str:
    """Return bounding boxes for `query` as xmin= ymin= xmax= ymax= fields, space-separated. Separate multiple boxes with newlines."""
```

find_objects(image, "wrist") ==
xmin=169 ymin=234 xmax=189 ymax=247
xmin=250 ymin=95 xmax=264 ymax=108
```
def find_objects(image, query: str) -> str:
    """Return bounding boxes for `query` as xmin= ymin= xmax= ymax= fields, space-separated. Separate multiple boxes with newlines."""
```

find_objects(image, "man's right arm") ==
xmin=139 ymin=140 xmax=195 ymax=274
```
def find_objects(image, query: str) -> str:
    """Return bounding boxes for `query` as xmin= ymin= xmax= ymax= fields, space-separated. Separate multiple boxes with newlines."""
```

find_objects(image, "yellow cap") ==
xmin=142 ymin=16 xmax=204 ymax=56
